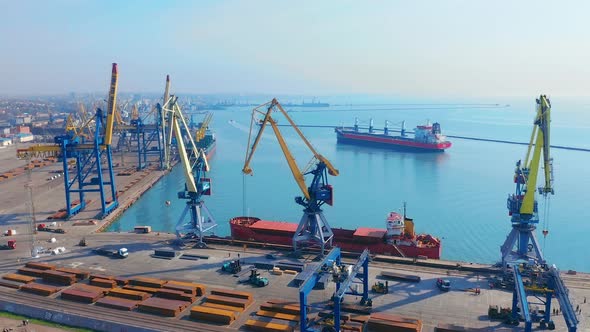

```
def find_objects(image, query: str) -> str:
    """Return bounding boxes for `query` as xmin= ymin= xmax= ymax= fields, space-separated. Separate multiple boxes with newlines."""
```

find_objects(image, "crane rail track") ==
xmin=0 ymin=288 xmax=232 ymax=332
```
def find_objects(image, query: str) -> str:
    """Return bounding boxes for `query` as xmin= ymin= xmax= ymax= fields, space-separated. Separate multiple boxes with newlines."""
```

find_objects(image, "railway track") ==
xmin=0 ymin=288 xmax=232 ymax=332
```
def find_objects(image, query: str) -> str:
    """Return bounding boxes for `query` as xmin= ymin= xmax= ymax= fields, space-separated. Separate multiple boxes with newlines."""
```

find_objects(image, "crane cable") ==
xmin=242 ymin=174 xmax=247 ymax=217
xmin=542 ymin=195 xmax=551 ymax=251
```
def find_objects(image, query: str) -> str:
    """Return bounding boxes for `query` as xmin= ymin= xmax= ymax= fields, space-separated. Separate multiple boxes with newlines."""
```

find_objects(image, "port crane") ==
xmin=16 ymin=63 xmax=120 ymax=218
xmin=128 ymin=77 xmax=168 ymax=171
xmin=502 ymin=95 xmax=554 ymax=267
xmin=162 ymin=96 xmax=216 ymax=246
xmin=243 ymin=98 xmax=339 ymax=253
xmin=500 ymin=95 xmax=578 ymax=331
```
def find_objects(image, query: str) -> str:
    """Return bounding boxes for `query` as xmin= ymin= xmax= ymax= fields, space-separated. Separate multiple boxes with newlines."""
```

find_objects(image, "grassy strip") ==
xmin=0 ymin=311 xmax=95 ymax=331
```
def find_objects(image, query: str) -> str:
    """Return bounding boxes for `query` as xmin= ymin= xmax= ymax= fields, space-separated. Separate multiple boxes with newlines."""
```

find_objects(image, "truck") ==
xmin=37 ymin=224 xmax=66 ymax=234
xmin=0 ymin=240 xmax=16 ymax=250
xmin=93 ymin=247 xmax=129 ymax=258
xmin=436 ymin=278 xmax=451 ymax=291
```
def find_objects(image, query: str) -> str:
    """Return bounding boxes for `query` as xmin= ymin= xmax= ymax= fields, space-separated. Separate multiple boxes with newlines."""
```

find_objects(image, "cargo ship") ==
xmin=197 ymin=129 xmax=216 ymax=159
xmin=335 ymin=119 xmax=451 ymax=152
xmin=192 ymin=114 xmax=216 ymax=159
xmin=230 ymin=206 xmax=441 ymax=259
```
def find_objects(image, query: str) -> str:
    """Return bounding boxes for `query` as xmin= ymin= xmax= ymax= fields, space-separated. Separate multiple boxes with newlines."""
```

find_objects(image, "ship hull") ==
xmin=230 ymin=217 xmax=441 ymax=259
xmin=336 ymin=128 xmax=451 ymax=152
xmin=204 ymin=140 xmax=216 ymax=159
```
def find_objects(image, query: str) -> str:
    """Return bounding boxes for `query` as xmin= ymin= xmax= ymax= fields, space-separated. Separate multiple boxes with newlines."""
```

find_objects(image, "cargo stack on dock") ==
xmin=367 ymin=313 xmax=423 ymax=332
xmin=61 ymin=287 xmax=104 ymax=303
xmin=96 ymin=286 xmax=151 ymax=311
xmin=42 ymin=270 xmax=77 ymax=286
xmin=2 ymin=273 xmax=35 ymax=284
xmin=138 ymin=297 xmax=192 ymax=317
xmin=20 ymin=283 xmax=62 ymax=296
xmin=245 ymin=299 xmax=302 ymax=332
xmin=190 ymin=288 xmax=253 ymax=325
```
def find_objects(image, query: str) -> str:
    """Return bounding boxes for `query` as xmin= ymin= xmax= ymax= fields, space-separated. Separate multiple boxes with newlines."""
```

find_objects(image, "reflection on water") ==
xmin=335 ymin=143 xmax=450 ymax=165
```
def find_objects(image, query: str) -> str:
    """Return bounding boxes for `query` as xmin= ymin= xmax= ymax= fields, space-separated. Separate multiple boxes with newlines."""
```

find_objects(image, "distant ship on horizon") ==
xmin=283 ymin=97 xmax=330 ymax=107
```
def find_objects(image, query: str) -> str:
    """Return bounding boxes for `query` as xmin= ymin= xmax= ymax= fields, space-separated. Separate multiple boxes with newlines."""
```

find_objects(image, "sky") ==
xmin=1 ymin=0 xmax=589 ymax=97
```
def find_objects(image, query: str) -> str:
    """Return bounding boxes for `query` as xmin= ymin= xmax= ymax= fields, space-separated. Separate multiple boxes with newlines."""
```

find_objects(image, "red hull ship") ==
xmin=335 ymin=120 xmax=451 ymax=152
xmin=230 ymin=210 xmax=441 ymax=259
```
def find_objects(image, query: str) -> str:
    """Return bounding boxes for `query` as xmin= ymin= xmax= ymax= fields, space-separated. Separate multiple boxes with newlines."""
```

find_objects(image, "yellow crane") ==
xmin=243 ymin=98 xmax=339 ymax=252
xmin=195 ymin=113 xmax=213 ymax=143
xmin=502 ymin=95 xmax=554 ymax=267
xmin=162 ymin=96 xmax=215 ymax=246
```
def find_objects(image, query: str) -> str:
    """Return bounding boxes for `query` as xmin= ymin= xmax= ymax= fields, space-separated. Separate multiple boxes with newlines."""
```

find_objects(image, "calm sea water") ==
xmin=107 ymin=96 xmax=590 ymax=272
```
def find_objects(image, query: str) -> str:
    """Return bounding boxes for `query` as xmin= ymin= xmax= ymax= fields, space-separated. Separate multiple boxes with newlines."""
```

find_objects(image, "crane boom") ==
xmin=271 ymin=100 xmax=338 ymax=176
xmin=173 ymin=110 xmax=198 ymax=194
xmin=503 ymin=95 xmax=554 ymax=268
xmin=104 ymin=63 xmax=118 ymax=146
xmin=516 ymin=95 xmax=553 ymax=217
xmin=164 ymin=96 xmax=215 ymax=245
xmin=243 ymin=98 xmax=338 ymax=200
xmin=243 ymin=98 xmax=338 ymax=253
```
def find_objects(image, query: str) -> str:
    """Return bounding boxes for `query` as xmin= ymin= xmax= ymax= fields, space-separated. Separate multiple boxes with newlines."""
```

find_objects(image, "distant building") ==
xmin=35 ymin=112 xmax=50 ymax=120
xmin=32 ymin=120 xmax=49 ymax=127
xmin=17 ymin=126 xmax=30 ymax=134
xmin=15 ymin=115 xmax=32 ymax=125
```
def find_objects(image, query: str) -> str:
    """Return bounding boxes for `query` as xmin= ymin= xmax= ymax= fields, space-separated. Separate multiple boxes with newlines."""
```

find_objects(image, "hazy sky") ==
xmin=2 ymin=0 xmax=589 ymax=97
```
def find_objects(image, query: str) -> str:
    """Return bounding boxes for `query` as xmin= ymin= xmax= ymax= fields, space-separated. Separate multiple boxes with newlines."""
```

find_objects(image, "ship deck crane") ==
xmin=195 ymin=112 xmax=213 ymax=143
xmin=163 ymin=96 xmax=216 ymax=246
xmin=243 ymin=98 xmax=339 ymax=253
xmin=501 ymin=96 xmax=578 ymax=331
xmin=16 ymin=63 xmax=120 ymax=218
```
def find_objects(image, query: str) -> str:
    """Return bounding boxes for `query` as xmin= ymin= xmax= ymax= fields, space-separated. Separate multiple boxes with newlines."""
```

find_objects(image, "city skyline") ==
xmin=2 ymin=0 xmax=589 ymax=97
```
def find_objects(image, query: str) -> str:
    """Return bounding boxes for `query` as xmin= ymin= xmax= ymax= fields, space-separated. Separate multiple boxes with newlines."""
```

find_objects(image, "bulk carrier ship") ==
xmin=197 ymin=128 xmax=216 ymax=159
xmin=192 ymin=113 xmax=216 ymax=159
xmin=335 ymin=119 xmax=452 ymax=152
xmin=230 ymin=205 xmax=441 ymax=259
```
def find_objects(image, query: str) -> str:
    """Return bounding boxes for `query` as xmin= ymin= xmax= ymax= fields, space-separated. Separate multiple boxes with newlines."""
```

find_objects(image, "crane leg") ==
xmin=501 ymin=224 xmax=545 ymax=271
xmin=293 ymin=210 xmax=334 ymax=254
xmin=175 ymin=200 xmax=217 ymax=247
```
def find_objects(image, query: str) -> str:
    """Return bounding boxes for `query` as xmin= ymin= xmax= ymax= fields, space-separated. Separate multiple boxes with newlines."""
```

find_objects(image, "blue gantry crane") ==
xmin=163 ymin=95 xmax=216 ymax=246
xmin=500 ymin=96 xmax=578 ymax=331
xmin=243 ymin=99 xmax=339 ymax=253
xmin=17 ymin=63 xmax=120 ymax=218
xmin=130 ymin=75 xmax=169 ymax=171
xmin=298 ymin=248 xmax=370 ymax=332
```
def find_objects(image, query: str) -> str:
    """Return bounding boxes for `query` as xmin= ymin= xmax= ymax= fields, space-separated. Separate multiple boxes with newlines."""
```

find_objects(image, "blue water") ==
xmin=108 ymin=96 xmax=590 ymax=272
